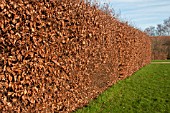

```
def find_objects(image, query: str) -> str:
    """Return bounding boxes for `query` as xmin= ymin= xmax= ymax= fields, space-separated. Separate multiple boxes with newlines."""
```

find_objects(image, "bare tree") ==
xmin=144 ymin=17 xmax=170 ymax=36
xmin=157 ymin=24 xmax=166 ymax=36
xmin=144 ymin=26 xmax=156 ymax=36
xmin=100 ymin=3 xmax=113 ymax=16
xmin=164 ymin=17 xmax=170 ymax=35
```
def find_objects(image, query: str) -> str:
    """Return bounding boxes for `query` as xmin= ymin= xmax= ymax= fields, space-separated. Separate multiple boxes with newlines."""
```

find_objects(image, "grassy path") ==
xmin=151 ymin=62 xmax=170 ymax=64
xmin=151 ymin=60 xmax=170 ymax=64
xmin=73 ymin=62 xmax=170 ymax=113
xmin=152 ymin=60 xmax=170 ymax=62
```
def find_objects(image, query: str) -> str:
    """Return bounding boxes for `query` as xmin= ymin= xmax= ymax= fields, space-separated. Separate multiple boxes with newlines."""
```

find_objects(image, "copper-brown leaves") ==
xmin=0 ymin=0 xmax=151 ymax=113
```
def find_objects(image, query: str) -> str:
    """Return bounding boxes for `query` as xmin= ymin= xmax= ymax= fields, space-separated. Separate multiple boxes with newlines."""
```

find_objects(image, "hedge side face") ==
xmin=0 ymin=0 xmax=151 ymax=112
xmin=151 ymin=36 xmax=170 ymax=60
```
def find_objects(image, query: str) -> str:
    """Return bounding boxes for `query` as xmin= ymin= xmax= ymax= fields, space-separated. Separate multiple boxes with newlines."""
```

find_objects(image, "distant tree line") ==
xmin=145 ymin=17 xmax=170 ymax=60
xmin=144 ymin=17 xmax=170 ymax=36
xmin=151 ymin=36 xmax=170 ymax=60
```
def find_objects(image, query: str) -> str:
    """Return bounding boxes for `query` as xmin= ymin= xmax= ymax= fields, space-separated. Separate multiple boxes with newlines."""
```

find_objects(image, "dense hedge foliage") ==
xmin=0 ymin=0 xmax=151 ymax=112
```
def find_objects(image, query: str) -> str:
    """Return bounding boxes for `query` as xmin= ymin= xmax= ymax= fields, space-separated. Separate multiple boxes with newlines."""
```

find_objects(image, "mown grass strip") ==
xmin=152 ymin=60 xmax=170 ymax=62
xmin=73 ymin=63 xmax=170 ymax=113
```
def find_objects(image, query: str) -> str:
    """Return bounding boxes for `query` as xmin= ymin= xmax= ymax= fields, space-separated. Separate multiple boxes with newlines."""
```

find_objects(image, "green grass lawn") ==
xmin=73 ymin=63 xmax=170 ymax=113
xmin=152 ymin=60 xmax=170 ymax=62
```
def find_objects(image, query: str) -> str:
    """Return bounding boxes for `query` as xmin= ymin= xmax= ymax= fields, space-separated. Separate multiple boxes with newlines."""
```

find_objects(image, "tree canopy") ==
xmin=144 ymin=17 xmax=170 ymax=36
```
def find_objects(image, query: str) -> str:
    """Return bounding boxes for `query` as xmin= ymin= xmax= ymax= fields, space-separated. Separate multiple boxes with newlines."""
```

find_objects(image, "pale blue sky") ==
xmin=93 ymin=0 xmax=170 ymax=30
